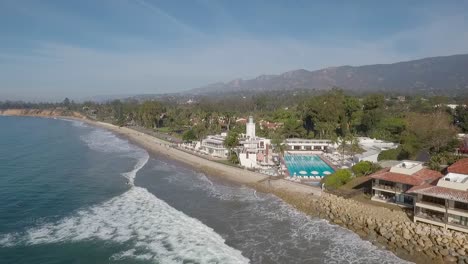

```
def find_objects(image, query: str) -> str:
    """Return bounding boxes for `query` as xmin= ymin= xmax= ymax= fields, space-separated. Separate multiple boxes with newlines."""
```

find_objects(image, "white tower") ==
xmin=246 ymin=116 xmax=256 ymax=139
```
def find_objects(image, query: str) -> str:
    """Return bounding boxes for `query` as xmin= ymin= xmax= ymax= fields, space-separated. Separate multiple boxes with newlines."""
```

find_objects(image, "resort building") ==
xmin=200 ymin=133 xmax=229 ymax=158
xmin=354 ymin=137 xmax=399 ymax=163
xmin=285 ymin=138 xmax=332 ymax=152
xmin=369 ymin=160 xmax=443 ymax=207
xmin=409 ymin=159 xmax=468 ymax=233
xmin=238 ymin=117 xmax=274 ymax=169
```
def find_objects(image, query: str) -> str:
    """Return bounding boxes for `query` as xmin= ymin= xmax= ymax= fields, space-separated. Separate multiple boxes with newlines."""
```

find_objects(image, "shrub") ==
xmin=352 ymin=161 xmax=372 ymax=176
xmin=377 ymin=147 xmax=409 ymax=161
xmin=322 ymin=169 xmax=352 ymax=189
xmin=229 ymin=151 xmax=239 ymax=164
xmin=352 ymin=161 xmax=382 ymax=177
xmin=182 ymin=129 xmax=197 ymax=142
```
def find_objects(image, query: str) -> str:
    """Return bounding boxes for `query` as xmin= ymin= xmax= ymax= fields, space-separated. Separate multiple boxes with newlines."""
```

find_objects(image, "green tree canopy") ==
xmin=322 ymin=169 xmax=352 ymax=189
xmin=182 ymin=129 xmax=197 ymax=142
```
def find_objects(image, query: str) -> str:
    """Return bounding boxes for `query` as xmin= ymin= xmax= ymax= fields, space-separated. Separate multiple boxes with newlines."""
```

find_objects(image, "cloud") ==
xmin=0 ymin=1 xmax=468 ymax=101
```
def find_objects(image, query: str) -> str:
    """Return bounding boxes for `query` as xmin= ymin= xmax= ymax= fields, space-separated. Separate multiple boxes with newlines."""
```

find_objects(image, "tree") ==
xmin=405 ymin=111 xmax=458 ymax=153
xmin=378 ymin=147 xmax=409 ymax=161
xmin=272 ymin=133 xmax=286 ymax=155
xmin=322 ymin=169 xmax=352 ymax=189
xmin=454 ymin=106 xmax=468 ymax=132
xmin=343 ymin=97 xmax=363 ymax=135
xmin=138 ymin=101 xmax=166 ymax=128
xmin=281 ymin=119 xmax=305 ymax=138
xmin=352 ymin=161 xmax=380 ymax=177
xmin=182 ymin=129 xmax=197 ymax=142
xmin=360 ymin=94 xmax=385 ymax=135
xmin=224 ymin=131 xmax=239 ymax=157
xmin=229 ymin=151 xmax=240 ymax=164
xmin=193 ymin=124 xmax=207 ymax=141
xmin=62 ymin=98 xmax=71 ymax=109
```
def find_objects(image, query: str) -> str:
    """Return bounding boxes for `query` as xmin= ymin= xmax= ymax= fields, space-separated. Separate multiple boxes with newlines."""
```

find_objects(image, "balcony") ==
xmin=372 ymin=184 xmax=402 ymax=193
xmin=415 ymin=201 xmax=446 ymax=213
xmin=415 ymin=212 xmax=445 ymax=224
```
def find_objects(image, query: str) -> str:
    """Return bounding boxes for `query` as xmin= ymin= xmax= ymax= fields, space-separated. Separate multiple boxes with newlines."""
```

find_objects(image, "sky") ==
xmin=0 ymin=0 xmax=468 ymax=101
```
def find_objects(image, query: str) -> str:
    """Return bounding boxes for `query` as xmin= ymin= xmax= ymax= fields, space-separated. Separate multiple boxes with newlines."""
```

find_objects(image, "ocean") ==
xmin=0 ymin=116 xmax=409 ymax=264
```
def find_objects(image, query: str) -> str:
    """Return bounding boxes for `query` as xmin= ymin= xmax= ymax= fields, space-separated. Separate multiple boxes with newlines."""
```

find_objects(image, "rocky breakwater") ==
xmin=315 ymin=194 xmax=468 ymax=264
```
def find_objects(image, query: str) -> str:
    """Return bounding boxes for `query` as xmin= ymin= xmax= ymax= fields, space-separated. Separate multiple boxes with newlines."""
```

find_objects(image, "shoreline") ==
xmin=84 ymin=119 xmax=323 ymax=195
xmin=3 ymin=111 xmax=467 ymax=264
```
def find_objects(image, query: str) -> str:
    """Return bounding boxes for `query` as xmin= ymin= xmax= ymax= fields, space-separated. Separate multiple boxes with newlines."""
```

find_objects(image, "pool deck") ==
xmin=281 ymin=153 xmax=337 ymax=183
xmin=318 ymin=154 xmax=339 ymax=171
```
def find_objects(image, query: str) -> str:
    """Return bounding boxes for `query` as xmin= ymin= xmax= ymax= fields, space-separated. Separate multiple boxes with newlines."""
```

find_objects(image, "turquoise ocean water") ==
xmin=0 ymin=116 xmax=409 ymax=264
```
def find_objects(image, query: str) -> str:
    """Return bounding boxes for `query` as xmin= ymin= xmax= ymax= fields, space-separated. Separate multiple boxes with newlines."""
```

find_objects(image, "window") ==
xmin=448 ymin=214 xmax=468 ymax=227
xmin=422 ymin=195 xmax=445 ymax=206
xmin=454 ymin=201 xmax=468 ymax=211
xmin=418 ymin=208 xmax=445 ymax=222
xmin=403 ymin=195 xmax=414 ymax=205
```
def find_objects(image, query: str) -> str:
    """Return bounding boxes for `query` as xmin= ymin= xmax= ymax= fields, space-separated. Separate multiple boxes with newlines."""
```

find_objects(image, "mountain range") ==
xmin=189 ymin=54 xmax=468 ymax=96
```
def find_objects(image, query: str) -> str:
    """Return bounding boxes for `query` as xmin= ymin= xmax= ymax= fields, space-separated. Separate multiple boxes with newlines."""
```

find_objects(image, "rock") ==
xmin=418 ymin=239 xmax=425 ymax=247
xmin=403 ymin=232 xmax=412 ymax=240
xmin=444 ymin=255 xmax=458 ymax=263
xmin=457 ymin=249 xmax=466 ymax=256
xmin=440 ymin=249 xmax=450 ymax=256
xmin=424 ymin=249 xmax=437 ymax=259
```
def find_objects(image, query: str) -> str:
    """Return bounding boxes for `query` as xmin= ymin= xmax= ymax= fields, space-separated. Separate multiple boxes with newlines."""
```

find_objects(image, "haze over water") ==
xmin=0 ymin=116 xmax=409 ymax=263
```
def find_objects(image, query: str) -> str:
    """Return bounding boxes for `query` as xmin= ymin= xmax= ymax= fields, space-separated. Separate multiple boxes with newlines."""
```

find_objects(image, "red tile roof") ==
xmin=408 ymin=185 xmax=468 ymax=203
xmin=447 ymin=158 xmax=468 ymax=175
xmin=370 ymin=168 xmax=443 ymax=186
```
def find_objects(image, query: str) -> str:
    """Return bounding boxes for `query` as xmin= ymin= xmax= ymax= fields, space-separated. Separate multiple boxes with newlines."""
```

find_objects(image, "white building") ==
xmin=238 ymin=116 xmax=274 ymax=169
xmin=354 ymin=137 xmax=399 ymax=163
xmin=200 ymin=133 xmax=229 ymax=158
xmin=409 ymin=158 xmax=468 ymax=233
xmin=285 ymin=138 xmax=332 ymax=152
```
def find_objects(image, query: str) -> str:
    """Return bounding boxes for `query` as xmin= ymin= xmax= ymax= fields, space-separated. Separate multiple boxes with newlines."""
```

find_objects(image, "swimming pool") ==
xmin=284 ymin=155 xmax=335 ymax=178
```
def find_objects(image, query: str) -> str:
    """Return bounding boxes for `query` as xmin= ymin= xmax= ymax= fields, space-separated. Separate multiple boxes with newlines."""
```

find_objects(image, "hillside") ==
xmin=190 ymin=54 xmax=468 ymax=95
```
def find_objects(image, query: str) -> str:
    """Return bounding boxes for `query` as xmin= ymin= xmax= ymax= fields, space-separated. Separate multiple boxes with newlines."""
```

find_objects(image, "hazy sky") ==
xmin=1 ymin=0 xmax=468 ymax=101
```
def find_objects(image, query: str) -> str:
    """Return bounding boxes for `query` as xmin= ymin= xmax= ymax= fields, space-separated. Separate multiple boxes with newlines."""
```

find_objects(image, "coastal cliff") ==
xmin=0 ymin=108 xmax=85 ymax=118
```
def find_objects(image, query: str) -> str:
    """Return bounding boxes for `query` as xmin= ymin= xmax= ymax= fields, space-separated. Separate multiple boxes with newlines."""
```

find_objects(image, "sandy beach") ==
xmin=0 ymin=109 xmax=321 ymax=196
xmin=84 ymin=119 xmax=322 ymax=196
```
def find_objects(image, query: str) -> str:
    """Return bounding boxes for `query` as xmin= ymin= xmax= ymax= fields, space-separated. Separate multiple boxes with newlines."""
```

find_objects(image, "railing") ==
xmin=372 ymin=184 xmax=402 ymax=192
xmin=415 ymin=213 xmax=445 ymax=223
xmin=451 ymin=205 xmax=468 ymax=213
xmin=372 ymin=195 xmax=395 ymax=203
xmin=417 ymin=200 xmax=446 ymax=209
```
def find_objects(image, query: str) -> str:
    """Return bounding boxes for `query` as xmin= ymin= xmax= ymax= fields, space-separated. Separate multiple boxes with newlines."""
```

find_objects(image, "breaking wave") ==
xmin=0 ymin=187 xmax=248 ymax=263
xmin=0 ymin=125 xmax=248 ymax=263
xmin=152 ymin=160 xmax=410 ymax=264
xmin=80 ymin=128 xmax=149 ymax=186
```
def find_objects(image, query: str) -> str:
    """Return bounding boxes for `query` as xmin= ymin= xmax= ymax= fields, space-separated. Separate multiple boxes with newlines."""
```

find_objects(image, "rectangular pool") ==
xmin=284 ymin=155 xmax=335 ymax=178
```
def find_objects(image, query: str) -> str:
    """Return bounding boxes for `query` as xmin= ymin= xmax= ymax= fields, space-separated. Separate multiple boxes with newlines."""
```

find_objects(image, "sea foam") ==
xmin=80 ymin=128 xmax=150 ymax=185
xmin=0 ymin=125 xmax=248 ymax=263
xmin=153 ymin=160 xmax=411 ymax=264
xmin=0 ymin=187 xmax=248 ymax=263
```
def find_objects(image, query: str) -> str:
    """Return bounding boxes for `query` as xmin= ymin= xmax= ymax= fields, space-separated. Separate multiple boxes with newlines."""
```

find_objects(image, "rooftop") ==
xmin=285 ymin=138 xmax=332 ymax=143
xmin=370 ymin=162 xmax=442 ymax=186
xmin=443 ymin=173 xmax=468 ymax=184
xmin=408 ymin=184 xmax=468 ymax=203
xmin=389 ymin=160 xmax=424 ymax=175
xmin=447 ymin=158 xmax=468 ymax=175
